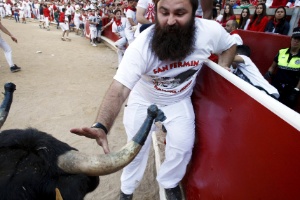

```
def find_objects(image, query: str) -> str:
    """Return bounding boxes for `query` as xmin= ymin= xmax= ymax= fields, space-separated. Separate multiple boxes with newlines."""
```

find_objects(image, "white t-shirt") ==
xmin=88 ymin=15 xmax=97 ymax=28
xmin=231 ymin=33 xmax=243 ymax=45
xmin=65 ymin=5 xmax=74 ymax=16
xmin=134 ymin=0 xmax=155 ymax=37
xmin=114 ymin=18 xmax=235 ymax=105
xmin=233 ymin=55 xmax=279 ymax=98
xmin=125 ymin=8 xmax=136 ymax=30
xmin=112 ymin=17 xmax=127 ymax=38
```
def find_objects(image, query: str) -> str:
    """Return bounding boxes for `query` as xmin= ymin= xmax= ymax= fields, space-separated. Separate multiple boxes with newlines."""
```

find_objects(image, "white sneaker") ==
xmin=92 ymin=43 xmax=97 ymax=47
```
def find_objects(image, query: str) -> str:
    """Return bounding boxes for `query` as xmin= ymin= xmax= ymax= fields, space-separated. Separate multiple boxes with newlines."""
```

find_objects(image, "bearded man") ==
xmin=71 ymin=0 xmax=236 ymax=199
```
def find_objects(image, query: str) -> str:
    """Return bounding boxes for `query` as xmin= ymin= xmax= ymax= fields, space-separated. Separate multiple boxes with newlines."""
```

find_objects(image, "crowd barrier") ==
xmin=182 ymin=59 xmax=300 ymax=200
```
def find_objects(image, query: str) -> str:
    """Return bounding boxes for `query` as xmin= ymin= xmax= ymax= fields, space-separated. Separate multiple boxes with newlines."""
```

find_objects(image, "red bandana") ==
xmin=115 ymin=18 xmax=122 ymax=26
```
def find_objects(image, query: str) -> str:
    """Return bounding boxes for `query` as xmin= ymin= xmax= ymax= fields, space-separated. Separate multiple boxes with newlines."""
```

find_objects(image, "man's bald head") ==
xmin=225 ymin=20 xmax=238 ymax=33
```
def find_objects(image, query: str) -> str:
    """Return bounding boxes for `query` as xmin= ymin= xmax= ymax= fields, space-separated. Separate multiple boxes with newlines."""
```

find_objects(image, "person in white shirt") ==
xmin=225 ymin=19 xmax=243 ymax=45
xmin=231 ymin=45 xmax=279 ymax=98
xmin=112 ymin=9 xmax=127 ymax=65
xmin=124 ymin=0 xmax=138 ymax=44
xmin=88 ymin=9 xmax=98 ymax=47
xmin=4 ymin=2 xmax=12 ymax=19
xmin=134 ymin=0 xmax=155 ymax=38
xmin=0 ymin=1 xmax=5 ymax=18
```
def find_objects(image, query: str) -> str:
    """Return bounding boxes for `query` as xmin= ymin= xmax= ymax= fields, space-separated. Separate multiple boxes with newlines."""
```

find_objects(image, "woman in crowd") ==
xmin=247 ymin=3 xmax=268 ymax=32
xmin=238 ymin=7 xmax=251 ymax=30
xmin=217 ymin=4 xmax=236 ymax=27
xmin=265 ymin=6 xmax=290 ymax=35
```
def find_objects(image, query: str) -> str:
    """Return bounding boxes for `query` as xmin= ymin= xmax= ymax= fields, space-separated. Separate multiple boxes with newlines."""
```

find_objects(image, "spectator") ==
xmin=95 ymin=9 xmax=103 ymax=43
xmin=70 ymin=1 xmax=236 ymax=200
xmin=0 ymin=18 xmax=21 ymax=72
xmin=0 ymin=0 xmax=5 ymax=18
xmin=270 ymin=0 xmax=288 ymax=8
xmin=286 ymin=0 xmax=300 ymax=8
xmin=238 ymin=7 xmax=251 ymax=30
xmin=124 ymin=0 xmax=138 ymax=44
xmin=88 ymin=9 xmax=98 ymax=46
xmin=4 ymin=1 xmax=12 ymax=19
xmin=225 ymin=20 xmax=243 ymax=45
xmin=43 ymin=4 xmax=51 ymax=31
xmin=229 ymin=0 xmax=239 ymax=8
xmin=264 ymin=27 xmax=300 ymax=110
xmin=265 ymin=6 xmax=290 ymax=35
xmin=19 ymin=3 xmax=26 ymax=24
xmin=112 ymin=9 xmax=127 ymax=65
xmin=134 ymin=0 xmax=155 ymax=38
xmin=59 ymin=8 xmax=71 ymax=41
xmin=54 ymin=8 xmax=60 ymax=29
xmin=65 ymin=2 xmax=74 ymax=25
xmin=73 ymin=5 xmax=82 ymax=35
xmin=214 ymin=3 xmax=222 ymax=20
xmin=218 ymin=4 xmax=236 ymax=27
xmin=12 ymin=3 xmax=20 ymax=23
xmin=231 ymin=45 xmax=279 ymax=98
xmin=239 ymin=0 xmax=253 ymax=8
xmin=247 ymin=3 xmax=268 ymax=32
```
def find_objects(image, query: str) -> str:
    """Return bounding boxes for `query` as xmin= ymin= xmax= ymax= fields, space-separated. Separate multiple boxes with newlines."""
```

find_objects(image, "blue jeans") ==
xmin=14 ymin=13 xmax=19 ymax=22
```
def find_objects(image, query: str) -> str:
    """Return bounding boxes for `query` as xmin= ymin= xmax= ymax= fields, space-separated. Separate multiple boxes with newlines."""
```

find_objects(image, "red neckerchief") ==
xmin=230 ymin=30 xmax=239 ymax=35
xmin=127 ymin=6 xmax=136 ymax=12
xmin=115 ymin=18 xmax=121 ymax=26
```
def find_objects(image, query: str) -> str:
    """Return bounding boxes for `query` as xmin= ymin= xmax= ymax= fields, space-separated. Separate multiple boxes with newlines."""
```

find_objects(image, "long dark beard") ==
xmin=151 ymin=17 xmax=196 ymax=61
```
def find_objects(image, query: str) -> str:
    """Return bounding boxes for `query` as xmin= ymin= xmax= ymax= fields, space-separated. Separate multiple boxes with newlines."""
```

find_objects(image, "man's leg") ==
xmin=157 ymin=98 xmax=195 ymax=199
xmin=120 ymin=103 xmax=155 ymax=198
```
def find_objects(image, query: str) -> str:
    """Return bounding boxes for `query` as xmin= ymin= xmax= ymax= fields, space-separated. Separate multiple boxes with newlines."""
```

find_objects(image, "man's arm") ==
xmin=128 ymin=17 xmax=137 ymax=27
xmin=201 ymin=0 xmax=213 ymax=19
xmin=70 ymin=80 xmax=131 ymax=154
xmin=264 ymin=61 xmax=277 ymax=80
xmin=0 ymin=22 xmax=17 ymax=43
xmin=136 ymin=7 xmax=150 ymax=24
xmin=218 ymin=44 xmax=236 ymax=70
xmin=231 ymin=55 xmax=244 ymax=69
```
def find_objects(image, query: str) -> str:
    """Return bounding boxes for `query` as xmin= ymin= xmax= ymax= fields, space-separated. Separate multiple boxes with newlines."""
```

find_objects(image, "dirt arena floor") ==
xmin=0 ymin=18 xmax=159 ymax=200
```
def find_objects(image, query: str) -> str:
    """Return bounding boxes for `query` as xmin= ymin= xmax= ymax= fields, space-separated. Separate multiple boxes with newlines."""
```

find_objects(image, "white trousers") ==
xmin=124 ymin=29 xmax=135 ymax=44
xmin=120 ymin=93 xmax=195 ymax=194
xmin=0 ymin=7 xmax=5 ymax=18
xmin=44 ymin=16 xmax=49 ymax=27
xmin=90 ymin=27 xmax=97 ymax=39
xmin=114 ymin=37 xmax=126 ymax=64
xmin=0 ymin=35 xmax=13 ymax=67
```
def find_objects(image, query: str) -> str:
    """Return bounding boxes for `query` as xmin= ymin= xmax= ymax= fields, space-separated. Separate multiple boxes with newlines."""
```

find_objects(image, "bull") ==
xmin=0 ymin=83 xmax=166 ymax=200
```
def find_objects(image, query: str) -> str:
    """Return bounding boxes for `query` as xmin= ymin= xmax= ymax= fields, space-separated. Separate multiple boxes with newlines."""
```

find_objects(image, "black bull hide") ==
xmin=0 ymin=128 xmax=99 ymax=200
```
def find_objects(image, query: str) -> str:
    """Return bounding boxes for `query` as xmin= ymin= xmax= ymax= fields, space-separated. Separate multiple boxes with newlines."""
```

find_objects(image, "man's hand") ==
xmin=70 ymin=127 xmax=110 ymax=154
xmin=264 ymin=71 xmax=272 ymax=80
xmin=288 ymin=88 xmax=300 ymax=104
xmin=10 ymin=36 xmax=17 ymax=43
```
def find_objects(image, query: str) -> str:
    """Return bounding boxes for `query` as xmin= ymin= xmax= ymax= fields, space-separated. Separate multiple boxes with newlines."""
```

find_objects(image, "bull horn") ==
xmin=0 ymin=83 xmax=16 ymax=130
xmin=58 ymin=104 xmax=166 ymax=176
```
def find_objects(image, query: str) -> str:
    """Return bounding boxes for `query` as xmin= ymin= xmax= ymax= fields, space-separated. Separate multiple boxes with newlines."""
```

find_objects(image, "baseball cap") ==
xmin=292 ymin=27 xmax=300 ymax=39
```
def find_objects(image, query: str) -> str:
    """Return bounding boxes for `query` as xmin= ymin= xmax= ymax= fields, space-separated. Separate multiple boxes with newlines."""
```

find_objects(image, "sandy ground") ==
xmin=0 ymin=18 xmax=159 ymax=200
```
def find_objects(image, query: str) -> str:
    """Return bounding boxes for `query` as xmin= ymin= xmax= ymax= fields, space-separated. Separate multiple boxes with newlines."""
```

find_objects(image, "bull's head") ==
xmin=0 ymin=83 xmax=166 ymax=199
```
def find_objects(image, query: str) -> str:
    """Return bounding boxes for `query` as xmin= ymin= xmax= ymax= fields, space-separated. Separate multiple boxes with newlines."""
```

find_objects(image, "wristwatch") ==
xmin=91 ymin=122 xmax=108 ymax=135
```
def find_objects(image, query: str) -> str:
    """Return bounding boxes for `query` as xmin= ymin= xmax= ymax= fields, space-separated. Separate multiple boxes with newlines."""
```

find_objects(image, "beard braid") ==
xmin=150 ymin=17 xmax=196 ymax=61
